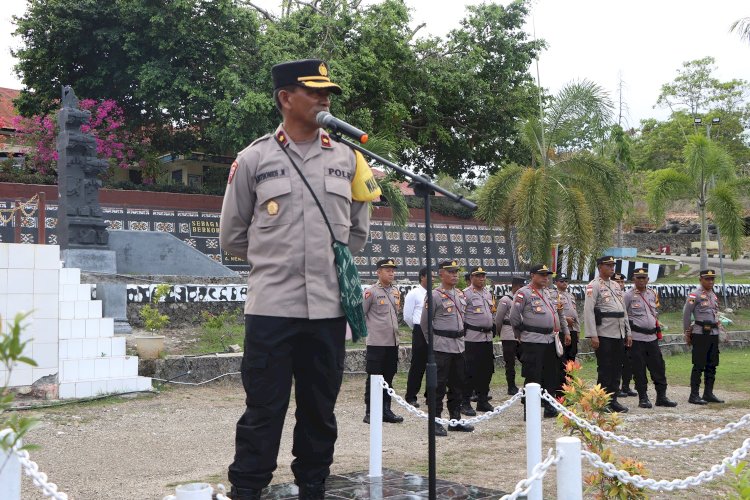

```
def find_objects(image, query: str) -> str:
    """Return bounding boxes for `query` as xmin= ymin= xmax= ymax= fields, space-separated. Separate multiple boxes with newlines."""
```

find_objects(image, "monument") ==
xmin=57 ymin=86 xmax=117 ymax=273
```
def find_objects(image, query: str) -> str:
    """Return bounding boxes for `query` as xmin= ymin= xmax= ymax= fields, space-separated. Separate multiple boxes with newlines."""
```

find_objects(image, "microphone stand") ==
xmin=330 ymin=133 xmax=476 ymax=500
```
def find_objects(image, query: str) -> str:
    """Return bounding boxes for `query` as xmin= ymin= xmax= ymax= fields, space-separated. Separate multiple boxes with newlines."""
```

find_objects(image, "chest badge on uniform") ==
xmin=476 ymin=307 xmax=481 ymax=312
xmin=447 ymin=307 xmax=452 ymax=312
xmin=267 ymin=200 xmax=279 ymax=216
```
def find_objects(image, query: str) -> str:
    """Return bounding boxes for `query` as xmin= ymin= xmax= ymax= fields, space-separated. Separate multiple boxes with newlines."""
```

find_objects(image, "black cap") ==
xmin=700 ymin=269 xmax=717 ymax=278
xmin=554 ymin=273 xmax=569 ymax=281
xmin=613 ymin=273 xmax=626 ymax=281
xmin=529 ymin=264 xmax=552 ymax=275
xmin=376 ymin=258 xmax=397 ymax=269
xmin=597 ymin=255 xmax=616 ymax=265
xmin=511 ymin=277 xmax=526 ymax=287
xmin=633 ymin=268 xmax=649 ymax=278
xmin=271 ymin=59 xmax=342 ymax=94
xmin=439 ymin=260 xmax=460 ymax=270
xmin=469 ymin=266 xmax=487 ymax=276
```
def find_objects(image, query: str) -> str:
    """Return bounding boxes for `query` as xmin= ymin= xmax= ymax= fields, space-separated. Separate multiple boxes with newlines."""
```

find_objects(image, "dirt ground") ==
xmin=16 ymin=373 xmax=750 ymax=500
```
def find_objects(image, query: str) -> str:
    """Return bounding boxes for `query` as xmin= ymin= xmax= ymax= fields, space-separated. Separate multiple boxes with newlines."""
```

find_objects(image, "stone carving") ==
xmin=56 ymin=86 xmax=110 ymax=248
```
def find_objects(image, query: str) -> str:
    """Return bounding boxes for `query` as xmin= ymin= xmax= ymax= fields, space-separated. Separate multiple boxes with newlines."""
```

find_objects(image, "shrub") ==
xmin=139 ymin=284 xmax=171 ymax=332
xmin=559 ymin=360 xmax=649 ymax=499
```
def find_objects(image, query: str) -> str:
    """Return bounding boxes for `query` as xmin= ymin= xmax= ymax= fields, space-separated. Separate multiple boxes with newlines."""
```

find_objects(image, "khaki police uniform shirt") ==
xmin=363 ymin=283 xmax=400 ymax=346
xmin=683 ymin=286 xmax=719 ymax=336
xmin=509 ymin=285 xmax=569 ymax=344
xmin=494 ymin=294 xmax=516 ymax=341
xmin=583 ymin=278 xmax=631 ymax=339
xmin=549 ymin=288 xmax=580 ymax=332
xmin=624 ymin=288 xmax=659 ymax=342
xmin=462 ymin=286 xmax=495 ymax=342
xmin=420 ymin=288 xmax=466 ymax=354
xmin=220 ymin=125 xmax=370 ymax=319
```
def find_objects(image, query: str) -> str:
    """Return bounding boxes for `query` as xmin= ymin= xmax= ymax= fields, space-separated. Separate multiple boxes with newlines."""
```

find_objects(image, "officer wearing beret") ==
xmin=510 ymin=265 xmax=570 ymax=418
xmin=461 ymin=267 xmax=497 ymax=415
xmin=683 ymin=269 xmax=724 ymax=405
xmin=625 ymin=268 xmax=677 ymax=408
xmin=494 ymin=277 xmax=526 ymax=395
xmin=613 ymin=272 xmax=636 ymax=398
xmin=220 ymin=59 xmax=370 ymax=500
xmin=420 ymin=260 xmax=474 ymax=435
xmin=363 ymin=258 xmax=403 ymax=424
xmin=584 ymin=256 xmax=632 ymax=413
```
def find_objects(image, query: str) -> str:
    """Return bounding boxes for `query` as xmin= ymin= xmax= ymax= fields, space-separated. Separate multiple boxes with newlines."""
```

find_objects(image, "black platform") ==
xmin=258 ymin=468 xmax=508 ymax=499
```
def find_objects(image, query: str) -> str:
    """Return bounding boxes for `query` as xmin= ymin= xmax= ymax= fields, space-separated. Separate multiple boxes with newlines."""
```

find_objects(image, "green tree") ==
xmin=476 ymin=80 xmax=627 ymax=269
xmin=646 ymin=135 xmax=745 ymax=267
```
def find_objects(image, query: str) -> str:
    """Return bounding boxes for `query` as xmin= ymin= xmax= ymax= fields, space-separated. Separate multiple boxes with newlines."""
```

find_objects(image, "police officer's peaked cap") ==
xmin=554 ymin=273 xmax=569 ymax=281
xmin=511 ymin=277 xmax=527 ymax=287
xmin=700 ymin=269 xmax=717 ymax=278
xmin=376 ymin=258 xmax=397 ymax=269
xmin=613 ymin=273 xmax=626 ymax=281
xmin=529 ymin=264 xmax=552 ymax=275
xmin=439 ymin=260 xmax=460 ymax=270
xmin=271 ymin=59 xmax=342 ymax=94
xmin=633 ymin=268 xmax=649 ymax=277
xmin=596 ymin=255 xmax=616 ymax=265
xmin=469 ymin=266 xmax=487 ymax=275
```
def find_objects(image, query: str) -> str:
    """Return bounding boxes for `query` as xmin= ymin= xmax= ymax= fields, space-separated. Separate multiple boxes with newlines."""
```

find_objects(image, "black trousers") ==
xmin=520 ymin=342 xmax=560 ymax=398
xmin=229 ymin=315 xmax=346 ymax=490
xmin=595 ymin=337 xmax=625 ymax=399
xmin=561 ymin=331 xmax=578 ymax=363
xmin=621 ymin=346 xmax=633 ymax=388
xmin=405 ymin=325 xmax=427 ymax=402
xmin=364 ymin=345 xmax=399 ymax=408
xmin=628 ymin=339 xmax=667 ymax=392
xmin=502 ymin=340 xmax=521 ymax=389
xmin=434 ymin=351 xmax=466 ymax=416
xmin=691 ymin=334 xmax=720 ymax=385
xmin=462 ymin=340 xmax=495 ymax=401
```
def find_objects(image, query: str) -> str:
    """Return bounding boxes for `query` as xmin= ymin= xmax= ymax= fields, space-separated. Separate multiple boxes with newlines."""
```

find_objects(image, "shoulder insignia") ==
xmin=688 ymin=298 xmax=695 ymax=304
xmin=320 ymin=132 xmax=333 ymax=149
xmin=688 ymin=293 xmax=696 ymax=298
xmin=364 ymin=290 xmax=371 ymax=299
xmin=227 ymin=160 xmax=238 ymax=184
xmin=275 ymin=130 xmax=289 ymax=147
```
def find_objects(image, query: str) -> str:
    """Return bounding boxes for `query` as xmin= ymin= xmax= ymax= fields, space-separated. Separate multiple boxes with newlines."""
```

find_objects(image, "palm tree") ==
xmin=477 ymin=80 xmax=627 ymax=270
xmin=646 ymin=134 xmax=744 ymax=268
xmin=730 ymin=17 xmax=750 ymax=44
xmin=362 ymin=134 xmax=409 ymax=228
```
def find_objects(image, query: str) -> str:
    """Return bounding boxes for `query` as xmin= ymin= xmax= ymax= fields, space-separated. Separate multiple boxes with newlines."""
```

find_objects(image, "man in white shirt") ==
xmin=404 ymin=267 xmax=429 ymax=407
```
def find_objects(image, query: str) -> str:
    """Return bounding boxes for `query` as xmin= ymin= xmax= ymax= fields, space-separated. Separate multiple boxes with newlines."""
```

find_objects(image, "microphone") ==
xmin=316 ymin=111 xmax=369 ymax=144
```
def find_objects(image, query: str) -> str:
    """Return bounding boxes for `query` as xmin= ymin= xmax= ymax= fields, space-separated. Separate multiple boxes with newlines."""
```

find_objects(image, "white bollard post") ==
xmin=556 ymin=436 xmax=582 ymax=500
xmin=525 ymin=383 xmax=542 ymax=500
xmin=0 ymin=429 xmax=22 ymax=500
xmin=369 ymin=374 xmax=383 ymax=478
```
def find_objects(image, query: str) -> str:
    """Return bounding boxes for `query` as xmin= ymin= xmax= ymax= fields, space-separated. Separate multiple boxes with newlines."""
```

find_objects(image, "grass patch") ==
xmin=575 ymin=349 xmax=750 ymax=395
xmin=189 ymin=323 xmax=244 ymax=354
xmin=658 ymin=309 xmax=750 ymax=332
xmin=655 ymin=269 xmax=750 ymax=284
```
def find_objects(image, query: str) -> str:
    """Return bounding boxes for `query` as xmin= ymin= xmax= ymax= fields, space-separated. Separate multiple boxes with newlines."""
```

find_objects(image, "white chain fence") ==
xmin=541 ymin=390 xmax=750 ymax=448
xmin=582 ymin=437 xmax=750 ymax=491
xmin=500 ymin=448 xmax=561 ymax=500
xmin=380 ymin=379 xmax=525 ymax=427
xmin=14 ymin=448 xmax=69 ymax=499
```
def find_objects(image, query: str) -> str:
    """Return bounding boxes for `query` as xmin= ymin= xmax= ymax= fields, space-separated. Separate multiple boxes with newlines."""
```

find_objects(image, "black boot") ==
xmin=460 ymin=399 xmax=476 ymax=416
xmin=475 ymin=395 xmax=494 ymax=412
xmin=434 ymin=421 xmax=447 ymax=437
xmin=655 ymin=387 xmax=677 ymax=407
xmin=702 ymin=379 xmax=724 ymax=403
xmin=229 ymin=486 xmax=262 ymax=500
xmin=448 ymin=410 xmax=474 ymax=432
xmin=688 ymin=387 xmax=708 ymax=405
xmin=623 ymin=385 xmax=638 ymax=397
xmin=298 ymin=482 xmax=325 ymax=500
xmin=637 ymin=391 xmax=652 ymax=409
xmin=607 ymin=398 xmax=629 ymax=413
xmin=363 ymin=404 xmax=370 ymax=424
xmin=383 ymin=400 xmax=404 ymax=423
xmin=507 ymin=385 xmax=519 ymax=395
xmin=543 ymin=404 xmax=559 ymax=418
